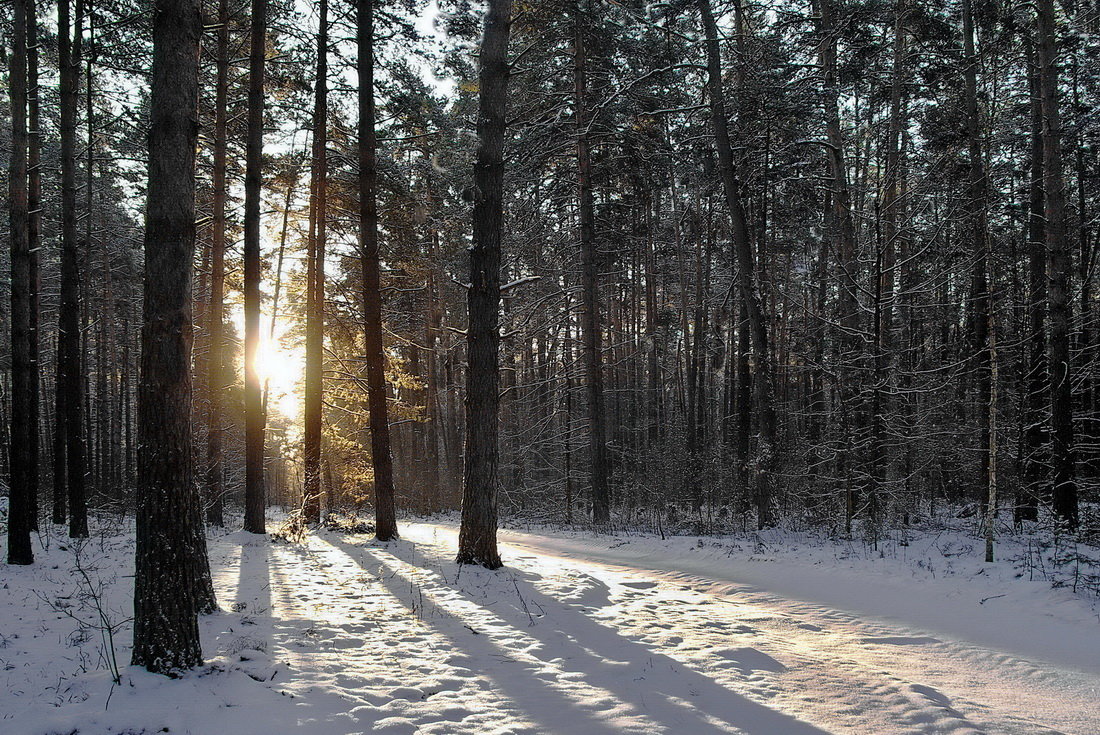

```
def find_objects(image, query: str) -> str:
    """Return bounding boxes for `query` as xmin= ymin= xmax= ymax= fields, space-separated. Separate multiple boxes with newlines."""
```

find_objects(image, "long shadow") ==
xmin=481 ymin=570 xmax=828 ymax=734
xmin=326 ymin=534 xmax=830 ymax=735
xmin=232 ymin=534 xmax=274 ymax=652
xmin=323 ymin=535 xmax=626 ymax=735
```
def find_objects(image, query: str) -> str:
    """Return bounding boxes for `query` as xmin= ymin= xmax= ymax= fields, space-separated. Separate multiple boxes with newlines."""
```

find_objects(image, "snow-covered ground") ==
xmin=2 ymin=518 xmax=1098 ymax=734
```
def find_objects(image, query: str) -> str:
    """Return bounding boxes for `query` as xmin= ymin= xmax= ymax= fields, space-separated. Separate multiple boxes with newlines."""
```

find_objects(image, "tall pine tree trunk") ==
xmin=357 ymin=0 xmax=398 ymax=541
xmin=574 ymin=1 xmax=610 ymax=525
xmin=133 ymin=0 xmax=205 ymax=674
xmin=203 ymin=0 xmax=230 ymax=528
xmin=1037 ymin=0 xmax=1078 ymax=529
xmin=27 ymin=0 xmax=41 ymax=531
xmin=815 ymin=0 xmax=860 ymax=532
xmin=962 ymin=0 xmax=993 ymax=516
xmin=59 ymin=0 xmax=88 ymax=538
xmin=242 ymin=0 xmax=267 ymax=534
xmin=1018 ymin=41 xmax=1045 ymax=524
xmin=699 ymin=0 xmax=776 ymax=527
xmin=457 ymin=0 xmax=512 ymax=568
xmin=7 ymin=0 xmax=34 ymax=566
xmin=424 ymin=193 xmax=443 ymax=512
xmin=643 ymin=190 xmax=661 ymax=451
xmin=868 ymin=0 xmax=907 ymax=534
xmin=303 ymin=0 xmax=328 ymax=524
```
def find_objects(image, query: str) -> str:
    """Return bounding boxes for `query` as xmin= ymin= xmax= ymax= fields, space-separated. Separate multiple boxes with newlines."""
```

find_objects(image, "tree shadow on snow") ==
xmin=324 ymin=534 xmax=828 ymax=735
xmin=228 ymin=534 xmax=275 ymax=655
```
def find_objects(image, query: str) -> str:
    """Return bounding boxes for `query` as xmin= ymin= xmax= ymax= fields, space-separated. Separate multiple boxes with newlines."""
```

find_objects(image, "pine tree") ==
xmin=457 ymin=0 xmax=513 ymax=569
xmin=132 ymin=0 xmax=205 ymax=675
xmin=7 ymin=0 xmax=34 ymax=566
xmin=358 ymin=0 xmax=398 ymax=541
xmin=304 ymin=0 xmax=329 ymax=525
xmin=243 ymin=0 xmax=268 ymax=535
xmin=203 ymin=0 xmax=232 ymax=528
xmin=573 ymin=0 xmax=610 ymax=526
xmin=58 ymin=0 xmax=89 ymax=538
xmin=1037 ymin=0 xmax=1078 ymax=530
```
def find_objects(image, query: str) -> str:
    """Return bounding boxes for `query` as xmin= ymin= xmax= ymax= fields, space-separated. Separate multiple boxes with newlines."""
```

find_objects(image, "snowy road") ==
xmin=4 ymin=521 xmax=1098 ymax=734
xmin=208 ymin=523 xmax=1100 ymax=735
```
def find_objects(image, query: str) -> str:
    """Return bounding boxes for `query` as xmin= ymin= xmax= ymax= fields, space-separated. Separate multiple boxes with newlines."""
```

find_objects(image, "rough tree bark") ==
xmin=814 ymin=0 xmax=861 ymax=532
xmin=27 ymin=0 xmax=41 ymax=531
xmin=58 ymin=0 xmax=88 ymax=538
xmin=1037 ymin=0 xmax=1078 ymax=529
xmin=7 ymin=0 xmax=34 ymax=566
xmin=242 ymin=0 xmax=267 ymax=534
xmin=699 ymin=0 xmax=777 ymax=527
xmin=574 ymin=0 xmax=610 ymax=525
xmin=132 ymin=0 xmax=205 ymax=674
xmin=1018 ymin=41 xmax=1045 ymax=524
xmin=456 ymin=0 xmax=512 ymax=568
xmin=962 ymin=0 xmax=992 ymax=516
xmin=203 ymin=0 xmax=230 ymax=528
xmin=304 ymin=0 xmax=329 ymax=524
xmin=358 ymin=0 xmax=398 ymax=541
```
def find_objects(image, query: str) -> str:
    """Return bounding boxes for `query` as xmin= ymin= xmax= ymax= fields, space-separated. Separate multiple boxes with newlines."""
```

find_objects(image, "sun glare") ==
xmin=230 ymin=308 xmax=304 ymax=422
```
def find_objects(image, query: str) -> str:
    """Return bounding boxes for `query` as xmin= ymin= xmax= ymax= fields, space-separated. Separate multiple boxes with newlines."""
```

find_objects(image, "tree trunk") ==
xmin=643 ymin=190 xmax=661 ymax=450
xmin=261 ymin=179 xmax=292 ymax=419
xmin=869 ymin=0 xmax=907 ymax=529
xmin=985 ymin=262 xmax=999 ymax=561
xmin=357 ymin=0 xmax=398 ymax=541
xmin=304 ymin=0 xmax=328 ymax=524
xmin=242 ymin=0 xmax=267 ymax=534
xmin=27 ymin=0 xmax=41 ymax=531
xmin=59 ymin=0 xmax=88 ymax=539
xmin=7 ymin=0 xmax=34 ymax=566
xmin=424 ymin=209 xmax=443 ymax=512
xmin=574 ymin=1 xmax=610 ymax=525
xmin=132 ymin=0 xmax=205 ymax=674
xmin=52 ymin=351 xmax=67 ymax=525
xmin=963 ymin=0 xmax=992 ymax=516
xmin=457 ymin=0 xmax=512 ymax=568
xmin=1037 ymin=0 xmax=1078 ymax=529
xmin=1018 ymin=41 xmax=1045 ymax=524
xmin=203 ymin=0 xmax=230 ymax=528
xmin=698 ymin=0 xmax=776 ymax=527
xmin=815 ymin=0 xmax=860 ymax=530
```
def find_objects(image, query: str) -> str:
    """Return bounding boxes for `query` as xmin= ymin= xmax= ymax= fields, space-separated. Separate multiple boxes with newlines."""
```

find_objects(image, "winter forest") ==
xmin=2 ymin=0 xmax=1100 ymax=731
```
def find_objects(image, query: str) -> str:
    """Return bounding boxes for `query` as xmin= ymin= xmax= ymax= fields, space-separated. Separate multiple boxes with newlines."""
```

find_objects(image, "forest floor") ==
xmin=1 ymin=516 xmax=1099 ymax=734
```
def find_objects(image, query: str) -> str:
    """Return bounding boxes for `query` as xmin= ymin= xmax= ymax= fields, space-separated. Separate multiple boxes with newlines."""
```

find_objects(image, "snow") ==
xmin=2 ymin=518 xmax=1098 ymax=734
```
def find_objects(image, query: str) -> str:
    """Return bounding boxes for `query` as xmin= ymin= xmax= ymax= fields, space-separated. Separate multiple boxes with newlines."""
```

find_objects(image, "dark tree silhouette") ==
xmin=132 ymin=0 xmax=205 ymax=675
xmin=358 ymin=0 xmax=399 ymax=541
xmin=242 ymin=0 xmax=267 ymax=534
xmin=7 ymin=0 xmax=34 ymax=566
xmin=457 ymin=0 xmax=513 ymax=569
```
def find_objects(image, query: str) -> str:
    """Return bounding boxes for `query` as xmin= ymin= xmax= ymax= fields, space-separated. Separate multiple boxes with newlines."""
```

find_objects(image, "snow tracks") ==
xmin=215 ymin=523 xmax=1099 ymax=734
